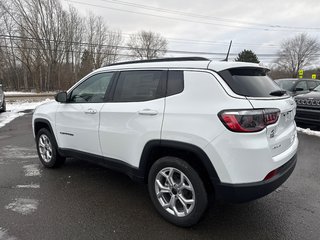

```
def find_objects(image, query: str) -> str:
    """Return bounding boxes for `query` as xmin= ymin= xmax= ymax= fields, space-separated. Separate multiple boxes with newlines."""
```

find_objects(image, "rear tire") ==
xmin=148 ymin=157 xmax=208 ymax=227
xmin=36 ymin=128 xmax=65 ymax=168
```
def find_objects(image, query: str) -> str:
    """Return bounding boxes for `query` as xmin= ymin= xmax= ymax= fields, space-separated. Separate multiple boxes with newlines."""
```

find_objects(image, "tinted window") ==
xmin=219 ymin=68 xmax=283 ymax=97
xmin=167 ymin=70 xmax=184 ymax=96
xmin=307 ymin=81 xmax=320 ymax=90
xmin=275 ymin=80 xmax=296 ymax=91
xmin=69 ymin=72 xmax=113 ymax=103
xmin=295 ymin=81 xmax=307 ymax=91
xmin=113 ymin=71 xmax=165 ymax=102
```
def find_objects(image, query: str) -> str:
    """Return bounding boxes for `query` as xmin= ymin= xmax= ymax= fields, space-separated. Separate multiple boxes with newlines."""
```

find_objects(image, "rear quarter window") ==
xmin=219 ymin=68 xmax=282 ymax=97
xmin=167 ymin=70 xmax=184 ymax=96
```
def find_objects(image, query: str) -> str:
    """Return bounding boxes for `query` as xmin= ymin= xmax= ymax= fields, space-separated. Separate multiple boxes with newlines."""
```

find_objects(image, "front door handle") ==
xmin=138 ymin=109 xmax=158 ymax=116
xmin=84 ymin=108 xmax=97 ymax=114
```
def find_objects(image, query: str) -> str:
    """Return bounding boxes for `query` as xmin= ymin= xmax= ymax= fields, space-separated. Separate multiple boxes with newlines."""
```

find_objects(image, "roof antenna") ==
xmin=223 ymin=40 xmax=232 ymax=61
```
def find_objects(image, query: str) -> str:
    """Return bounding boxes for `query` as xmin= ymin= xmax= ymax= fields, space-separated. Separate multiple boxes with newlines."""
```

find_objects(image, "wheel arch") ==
xmin=34 ymin=118 xmax=55 ymax=138
xmin=139 ymin=140 xmax=221 ymax=192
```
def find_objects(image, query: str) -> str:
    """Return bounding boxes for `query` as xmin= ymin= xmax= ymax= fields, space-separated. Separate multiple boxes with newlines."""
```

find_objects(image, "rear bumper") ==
xmin=214 ymin=153 xmax=297 ymax=203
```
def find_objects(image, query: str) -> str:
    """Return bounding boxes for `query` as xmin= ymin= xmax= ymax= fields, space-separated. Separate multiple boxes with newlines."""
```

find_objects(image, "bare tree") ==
xmin=0 ymin=0 xmax=123 ymax=91
xmin=127 ymin=30 xmax=167 ymax=60
xmin=86 ymin=13 xmax=122 ymax=68
xmin=103 ymin=30 xmax=123 ymax=66
xmin=276 ymin=33 xmax=320 ymax=77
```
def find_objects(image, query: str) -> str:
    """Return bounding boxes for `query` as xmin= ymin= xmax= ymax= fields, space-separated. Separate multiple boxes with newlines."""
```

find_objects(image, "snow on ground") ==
xmin=4 ymin=91 xmax=36 ymax=96
xmin=0 ymin=99 xmax=52 ymax=129
xmin=5 ymin=198 xmax=39 ymax=215
xmin=297 ymin=127 xmax=320 ymax=137
xmin=4 ymin=91 xmax=56 ymax=96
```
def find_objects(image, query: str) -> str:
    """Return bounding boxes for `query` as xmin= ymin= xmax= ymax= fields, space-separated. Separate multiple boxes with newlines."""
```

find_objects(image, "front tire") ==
xmin=0 ymin=100 xmax=5 ymax=112
xmin=148 ymin=157 xmax=208 ymax=227
xmin=36 ymin=128 xmax=65 ymax=168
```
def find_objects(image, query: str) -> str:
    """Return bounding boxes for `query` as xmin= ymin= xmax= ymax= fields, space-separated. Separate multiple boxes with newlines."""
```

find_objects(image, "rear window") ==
xmin=219 ymin=68 xmax=282 ymax=97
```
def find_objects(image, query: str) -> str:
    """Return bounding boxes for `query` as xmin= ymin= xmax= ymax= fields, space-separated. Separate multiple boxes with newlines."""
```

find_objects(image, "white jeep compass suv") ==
xmin=32 ymin=57 xmax=298 ymax=227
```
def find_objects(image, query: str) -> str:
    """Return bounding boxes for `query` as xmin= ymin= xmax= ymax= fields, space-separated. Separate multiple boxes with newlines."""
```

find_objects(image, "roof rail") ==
xmin=106 ymin=57 xmax=209 ymax=67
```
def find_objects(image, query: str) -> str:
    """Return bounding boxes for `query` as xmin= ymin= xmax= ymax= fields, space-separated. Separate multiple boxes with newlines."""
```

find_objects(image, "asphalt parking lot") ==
xmin=0 ymin=112 xmax=319 ymax=240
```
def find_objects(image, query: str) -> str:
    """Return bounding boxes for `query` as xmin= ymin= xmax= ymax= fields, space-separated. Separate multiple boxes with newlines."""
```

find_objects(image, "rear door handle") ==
xmin=138 ymin=109 xmax=158 ymax=116
xmin=84 ymin=108 xmax=97 ymax=114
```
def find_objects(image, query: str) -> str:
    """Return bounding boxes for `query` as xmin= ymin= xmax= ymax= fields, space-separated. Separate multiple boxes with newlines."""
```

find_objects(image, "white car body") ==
xmin=33 ymin=58 xmax=298 ymax=203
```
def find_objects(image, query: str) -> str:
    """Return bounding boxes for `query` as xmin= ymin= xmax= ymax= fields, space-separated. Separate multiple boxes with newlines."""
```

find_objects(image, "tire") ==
xmin=36 ymin=128 xmax=65 ymax=168
xmin=0 ymin=100 xmax=5 ymax=112
xmin=148 ymin=157 xmax=208 ymax=227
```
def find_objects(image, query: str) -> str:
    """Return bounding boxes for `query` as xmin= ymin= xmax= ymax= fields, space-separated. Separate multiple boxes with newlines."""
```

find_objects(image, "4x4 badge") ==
xmin=270 ymin=129 xmax=275 ymax=138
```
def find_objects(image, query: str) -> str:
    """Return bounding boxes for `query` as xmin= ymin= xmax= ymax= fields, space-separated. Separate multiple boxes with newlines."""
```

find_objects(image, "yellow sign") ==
xmin=312 ymin=74 xmax=317 ymax=79
xmin=298 ymin=69 xmax=304 ymax=78
xmin=299 ymin=69 xmax=304 ymax=76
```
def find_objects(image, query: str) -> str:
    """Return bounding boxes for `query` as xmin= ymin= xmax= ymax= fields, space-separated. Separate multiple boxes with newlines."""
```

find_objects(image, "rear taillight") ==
xmin=219 ymin=108 xmax=280 ymax=133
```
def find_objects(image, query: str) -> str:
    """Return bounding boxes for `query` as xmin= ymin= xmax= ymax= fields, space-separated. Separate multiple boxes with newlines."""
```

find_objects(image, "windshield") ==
xmin=219 ymin=68 xmax=283 ymax=97
xmin=275 ymin=80 xmax=296 ymax=91
xmin=313 ymin=85 xmax=320 ymax=91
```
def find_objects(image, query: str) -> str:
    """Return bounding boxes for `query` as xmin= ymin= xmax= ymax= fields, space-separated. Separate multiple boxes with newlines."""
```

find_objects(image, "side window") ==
xmin=69 ymin=72 xmax=114 ymax=103
xmin=167 ymin=70 xmax=184 ymax=96
xmin=295 ymin=81 xmax=307 ymax=91
xmin=113 ymin=71 xmax=165 ymax=102
xmin=307 ymin=81 xmax=319 ymax=90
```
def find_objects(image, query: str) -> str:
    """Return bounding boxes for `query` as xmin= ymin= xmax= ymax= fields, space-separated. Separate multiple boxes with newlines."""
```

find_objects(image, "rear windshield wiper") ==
xmin=269 ymin=90 xmax=287 ymax=96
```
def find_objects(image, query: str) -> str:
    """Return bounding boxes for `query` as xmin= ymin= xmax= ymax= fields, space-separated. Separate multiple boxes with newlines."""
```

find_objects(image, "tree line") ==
xmin=0 ymin=0 xmax=167 ymax=91
xmin=0 ymin=0 xmax=319 ymax=91
xmin=235 ymin=34 xmax=320 ymax=79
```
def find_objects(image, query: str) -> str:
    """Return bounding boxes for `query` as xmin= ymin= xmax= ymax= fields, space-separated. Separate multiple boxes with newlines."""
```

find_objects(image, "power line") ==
xmin=96 ymin=0 xmax=320 ymax=31
xmin=0 ymin=34 xmax=283 ymax=56
xmin=2 ymin=34 xmax=319 ymax=58
xmin=65 ymin=0 xmax=319 ymax=33
xmin=113 ymin=32 xmax=280 ymax=49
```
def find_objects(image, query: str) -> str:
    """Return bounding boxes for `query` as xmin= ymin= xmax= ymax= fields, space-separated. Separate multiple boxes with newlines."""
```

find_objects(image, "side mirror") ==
xmin=294 ymin=87 xmax=304 ymax=92
xmin=55 ymin=92 xmax=67 ymax=103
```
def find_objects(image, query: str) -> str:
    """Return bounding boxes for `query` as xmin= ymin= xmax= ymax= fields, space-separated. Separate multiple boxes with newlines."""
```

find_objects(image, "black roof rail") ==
xmin=105 ymin=57 xmax=209 ymax=67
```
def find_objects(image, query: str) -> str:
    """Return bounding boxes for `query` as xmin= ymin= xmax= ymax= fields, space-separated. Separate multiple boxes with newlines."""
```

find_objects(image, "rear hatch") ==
xmin=219 ymin=67 xmax=297 ymax=157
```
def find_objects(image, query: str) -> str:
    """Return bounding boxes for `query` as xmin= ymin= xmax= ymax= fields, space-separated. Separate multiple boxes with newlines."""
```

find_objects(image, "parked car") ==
xmin=274 ymin=78 xmax=320 ymax=96
xmin=294 ymin=84 xmax=320 ymax=126
xmin=0 ymin=84 xmax=6 ymax=112
xmin=32 ymin=57 xmax=298 ymax=227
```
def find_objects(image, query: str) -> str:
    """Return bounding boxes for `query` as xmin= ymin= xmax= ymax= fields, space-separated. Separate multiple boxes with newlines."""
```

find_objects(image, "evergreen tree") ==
xmin=79 ymin=49 xmax=95 ymax=78
xmin=235 ymin=49 xmax=260 ymax=63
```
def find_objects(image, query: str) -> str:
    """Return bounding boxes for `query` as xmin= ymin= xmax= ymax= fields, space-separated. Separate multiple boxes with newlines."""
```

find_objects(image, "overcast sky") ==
xmin=62 ymin=0 xmax=320 ymax=65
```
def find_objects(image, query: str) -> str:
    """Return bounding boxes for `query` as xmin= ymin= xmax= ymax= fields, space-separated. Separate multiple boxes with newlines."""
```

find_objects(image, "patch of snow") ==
xmin=297 ymin=127 xmax=320 ymax=137
xmin=15 ymin=184 xmax=40 ymax=189
xmin=6 ymin=99 xmax=52 ymax=112
xmin=0 ymin=146 xmax=38 ymax=163
xmin=0 ymin=112 xmax=25 ymax=129
xmin=23 ymin=164 xmax=41 ymax=177
xmin=4 ymin=91 xmax=35 ymax=96
xmin=4 ymin=91 xmax=56 ymax=96
xmin=5 ymin=198 xmax=39 ymax=215
xmin=0 ymin=99 xmax=52 ymax=129
xmin=0 ymin=227 xmax=17 ymax=240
